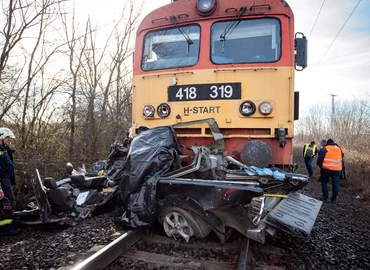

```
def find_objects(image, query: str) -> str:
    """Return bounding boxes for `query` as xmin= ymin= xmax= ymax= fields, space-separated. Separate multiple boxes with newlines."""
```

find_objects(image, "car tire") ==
xmin=160 ymin=207 xmax=211 ymax=242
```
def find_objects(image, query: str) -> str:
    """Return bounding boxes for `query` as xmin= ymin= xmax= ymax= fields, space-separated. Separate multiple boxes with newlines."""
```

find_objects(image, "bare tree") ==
xmin=0 ymin=0 xmax=66 ymax=122
xmin=100 ymin=0 xmax=143 ymax=140
xmin=75 ymin=0 xmax=144 ymax=161
xmin=60 ymin=4 xmax=89 ymax=160
xmin=0 ymin=0 xmax=144 ymax=164
xmin=295 ymin=100 xmax=370 ymax=150
xmin=295 ymin=104 xmax=330 ymax=142
xmin=17 ymin=0 xmax=67 ymax=149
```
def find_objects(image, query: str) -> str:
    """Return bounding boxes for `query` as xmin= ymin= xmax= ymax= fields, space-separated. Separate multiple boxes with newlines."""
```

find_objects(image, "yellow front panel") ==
xmin=132 ymin=66 xmax=294 ymax=138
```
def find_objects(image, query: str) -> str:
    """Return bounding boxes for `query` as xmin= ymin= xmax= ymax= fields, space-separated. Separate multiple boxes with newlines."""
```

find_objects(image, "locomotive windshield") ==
xmin=141 ymin=24 xmax=200 ymax=71
xmin=211 ymin=18 xmax=281 ymax=64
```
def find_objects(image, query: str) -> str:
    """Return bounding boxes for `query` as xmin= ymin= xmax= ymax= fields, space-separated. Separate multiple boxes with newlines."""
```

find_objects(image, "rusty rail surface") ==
xmin=72 ymin=229 xmax=286 ymax=270
xmin=72 ymin=229 xmax=146 ymax=270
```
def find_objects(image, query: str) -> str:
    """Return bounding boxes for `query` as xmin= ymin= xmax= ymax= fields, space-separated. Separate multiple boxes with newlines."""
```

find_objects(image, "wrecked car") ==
xmin=14 ymin=141 xmax=129 ymax=225
xmin=116 ymin=118 xmax=322 ymax=244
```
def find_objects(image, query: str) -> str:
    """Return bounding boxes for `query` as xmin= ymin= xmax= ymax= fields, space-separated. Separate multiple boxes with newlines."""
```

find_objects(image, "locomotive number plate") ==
xmin=168 ymin=83 xmax=241 ymax=102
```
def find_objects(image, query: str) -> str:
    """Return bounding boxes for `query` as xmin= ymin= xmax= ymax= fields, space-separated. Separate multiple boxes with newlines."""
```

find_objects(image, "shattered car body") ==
xmin=14 ymin=141 xmax=130 ymax=225
xmin=116 ymin=118 xmax=322 ymax=244
xmin=14 ymin=169 xmax=119 ymax=225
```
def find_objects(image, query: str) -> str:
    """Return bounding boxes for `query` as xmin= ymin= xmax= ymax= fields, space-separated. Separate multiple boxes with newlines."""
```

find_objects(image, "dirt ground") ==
xmin=1 ymin=176 xmax=369 ymax=270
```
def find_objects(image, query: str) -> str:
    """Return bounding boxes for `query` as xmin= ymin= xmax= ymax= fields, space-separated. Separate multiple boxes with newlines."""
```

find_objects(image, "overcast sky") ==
xmin=75 ymin=0 xmax=370 ymax=113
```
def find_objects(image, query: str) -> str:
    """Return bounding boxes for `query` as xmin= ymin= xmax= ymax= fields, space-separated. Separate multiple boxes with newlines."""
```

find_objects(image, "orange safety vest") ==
xmin=322 ymin=145 xmax=343 ymax=171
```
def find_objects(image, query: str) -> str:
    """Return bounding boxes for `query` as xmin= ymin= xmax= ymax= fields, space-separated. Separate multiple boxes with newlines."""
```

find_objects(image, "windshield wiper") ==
xmin=170 ymin=16 xmax=193 ymax=45
xmin=170 ymin=16 xmax=193 ymax=56
xmin=219 ymin=7 xmax=246 ymax=53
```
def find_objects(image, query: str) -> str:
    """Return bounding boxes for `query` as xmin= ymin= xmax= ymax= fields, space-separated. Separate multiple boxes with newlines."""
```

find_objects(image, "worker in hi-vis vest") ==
xmin=317 ymin=138 xmax=343 ymax=202
xmin=302 ymin=141 xmax=317 ymax=177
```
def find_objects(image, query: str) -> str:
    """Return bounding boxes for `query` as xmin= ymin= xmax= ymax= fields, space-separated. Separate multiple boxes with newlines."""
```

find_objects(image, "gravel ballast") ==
xmin=269 ymin=179 xmax=370 ymax=270
xmin=1 ymin=179 xmax=369 ymax=269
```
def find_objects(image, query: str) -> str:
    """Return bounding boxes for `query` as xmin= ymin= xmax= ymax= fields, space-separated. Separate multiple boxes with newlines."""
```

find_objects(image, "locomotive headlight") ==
xmin=259 ymin=102 xmax=273 ymax=115
xmin=157 ymin=103 xmax=171 ymax=118
xmin=196 ymin=0 xmax=217 ymax=16
xmin=239 ymin=101 xmax=256 ymax=116
xmin=143 ymin=105 xmax=155 ymax=117
xmin=198 ymin=0 xmax=213 ymax=12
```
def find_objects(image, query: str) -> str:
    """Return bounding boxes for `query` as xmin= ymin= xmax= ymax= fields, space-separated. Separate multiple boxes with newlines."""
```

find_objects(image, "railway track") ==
xmin=71 ymin=229 xmax=286 ymax=270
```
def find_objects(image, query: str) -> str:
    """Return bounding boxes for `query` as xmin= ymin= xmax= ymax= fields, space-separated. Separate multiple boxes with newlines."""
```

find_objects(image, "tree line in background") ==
xmin=295 ymin=100 xmax=370 ymax=150
xmin=0 ymin=0 xmax=143 ymax=167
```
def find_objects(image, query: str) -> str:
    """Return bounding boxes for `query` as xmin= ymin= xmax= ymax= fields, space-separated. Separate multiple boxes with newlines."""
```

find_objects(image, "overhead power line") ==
xmin=352 ymin=93 xmax=370 ymax=109
xmin=317 ymin=0 xmax=362 ymax=66
xmin=308 ymin=0 xmax=326 ymax=39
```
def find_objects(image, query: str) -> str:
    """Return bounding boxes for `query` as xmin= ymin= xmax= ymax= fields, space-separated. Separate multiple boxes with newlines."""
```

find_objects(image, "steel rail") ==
xmin=237 ymin=237 xmax=251 ymax=270
xmin=72 ymin=228 xmax=146 ymax=270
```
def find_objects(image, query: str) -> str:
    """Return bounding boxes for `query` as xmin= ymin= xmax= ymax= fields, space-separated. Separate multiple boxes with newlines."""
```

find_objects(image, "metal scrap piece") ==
xmin=265 ymin=192 xmax=322 ymax=238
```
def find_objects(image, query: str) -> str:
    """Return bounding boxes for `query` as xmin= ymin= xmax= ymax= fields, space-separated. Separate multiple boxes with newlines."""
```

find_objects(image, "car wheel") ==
xmin=160 ymin=207 xmax=211 ymax=242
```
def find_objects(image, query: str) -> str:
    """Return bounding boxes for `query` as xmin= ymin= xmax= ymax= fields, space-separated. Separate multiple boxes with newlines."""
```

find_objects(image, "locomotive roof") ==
xmin=137 ymin=0 xmax=294 ymax=34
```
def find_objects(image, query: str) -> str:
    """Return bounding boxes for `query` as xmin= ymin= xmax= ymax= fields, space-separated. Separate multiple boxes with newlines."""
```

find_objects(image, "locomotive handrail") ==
xmin=214 ymin=68 xmax=277 ymax=73
xmin=151 ymin=17 xmax=168 ymax=24
xmin=225 ymin=8 xmax=238 ymax=13
xmin=142 ymin=71 xmax=194 ymax=79
xmin=249 ymin=4 xmax=271 ymax=11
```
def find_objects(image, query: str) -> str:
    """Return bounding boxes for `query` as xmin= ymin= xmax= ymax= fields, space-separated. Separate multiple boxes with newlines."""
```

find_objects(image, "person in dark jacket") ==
xmin=0 ymin=128 xmax=16 ymax=209
xmin=302 ymin=141 xmax=317 ymax=177
xmin=317 ymin=138 xmax=343 ymax=202
xmin=316 ymin=139 xmax=327 ymax=182
xmin=0 ymin=181 xmax=3 ymax=200
xmin=5 ymin=143 xmax=16 ymax=186
xmin=0 ymin=127 xmax=19 ymax=235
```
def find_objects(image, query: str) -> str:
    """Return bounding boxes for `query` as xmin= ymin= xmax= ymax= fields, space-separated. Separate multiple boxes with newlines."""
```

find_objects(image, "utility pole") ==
xmin=329 ymin=94 xmax=337 ymax=128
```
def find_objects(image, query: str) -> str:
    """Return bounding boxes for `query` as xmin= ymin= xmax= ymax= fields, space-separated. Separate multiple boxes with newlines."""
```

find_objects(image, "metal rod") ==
xmin=264 ymin=194 xmax=288 ymax=198
xmin=72 ymin=229 xmax=146 ymax=270
xmin=225 ymin=156 xmax=257 ymax=173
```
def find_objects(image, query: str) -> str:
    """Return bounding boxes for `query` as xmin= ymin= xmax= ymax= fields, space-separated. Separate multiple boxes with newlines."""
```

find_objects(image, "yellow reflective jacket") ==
xmin=303 ymin=144 xmax=317 ymax=158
